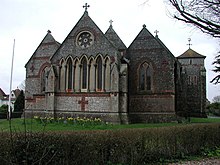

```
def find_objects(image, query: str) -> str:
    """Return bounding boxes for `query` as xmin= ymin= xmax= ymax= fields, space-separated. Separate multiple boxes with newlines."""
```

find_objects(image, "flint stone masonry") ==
xmin=24 ymin=8 xmax=206 ymax=123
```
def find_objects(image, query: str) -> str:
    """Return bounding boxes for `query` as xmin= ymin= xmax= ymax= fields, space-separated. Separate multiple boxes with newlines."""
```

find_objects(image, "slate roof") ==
xmin=50 ymin=10 xmax=119 ymax=62
xmin=128 ymin=25 xmax=162 ymax=50
xmin=25 ymin=31 xmax=60 ymax=67
xmin=178 ymin=48 xmax=206 ymax=59
xmin=105 ymin=25 xmax=127 ymax=51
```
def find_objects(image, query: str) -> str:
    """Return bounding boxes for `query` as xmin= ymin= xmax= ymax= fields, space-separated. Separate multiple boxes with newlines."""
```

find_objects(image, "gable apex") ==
xmin=105 ymin=24 xmax=127 ymax=51
xmin=128 ymin=25 xmax=161 ymax=50
xmin=50 ymin=9 xmax=119 ymax=62
xmin=25 ymin=31 xmax=60 ymax=67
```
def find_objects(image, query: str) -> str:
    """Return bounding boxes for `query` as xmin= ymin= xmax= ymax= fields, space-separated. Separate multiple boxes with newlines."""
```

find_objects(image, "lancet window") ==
xmin=58 ymin=55 xmax=111 ymax=93
xmin=139 ymin=62 xmax=152 ymax=91
xmin=41 ymin=67 xmax=47 ymax=92
xmin=67 ymin=58 xmax=73 ymax=90
xmin=81 ymin=57 xmax=87 ymax=89
xmin=59 ymin=60 xmax=66 ymax=91
xmin=97 ymin=56 xmax=102 ymax=90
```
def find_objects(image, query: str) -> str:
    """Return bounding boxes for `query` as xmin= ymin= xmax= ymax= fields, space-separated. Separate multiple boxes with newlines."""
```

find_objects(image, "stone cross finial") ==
xmin=83 ymin=3 xmax=90 ymax=12
xmin=154 ymin=30 xmax=159 ymax=37
xmin=109 ymin=20 xmax=113 ymax=27
xmin=187 ymin=38 xmax=192 ymax=48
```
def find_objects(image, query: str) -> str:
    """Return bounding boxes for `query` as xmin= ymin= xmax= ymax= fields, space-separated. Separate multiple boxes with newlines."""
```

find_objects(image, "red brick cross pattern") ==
xmin=78 ymin=96 xmax=88 ymax=111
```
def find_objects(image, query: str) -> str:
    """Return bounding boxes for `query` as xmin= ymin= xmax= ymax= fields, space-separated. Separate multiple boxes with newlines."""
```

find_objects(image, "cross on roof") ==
xmin=154 ymin=30 xmax=159 ymax=37
xmin=78 ymin=96 xmax=88 ymax=111
xmin=187 ymin=38 xmax=192 ymax=48
xmin=109 ymin=20 xmax=113 ymax=26
xmin=83 ymin=3 xmax=90 ymax=12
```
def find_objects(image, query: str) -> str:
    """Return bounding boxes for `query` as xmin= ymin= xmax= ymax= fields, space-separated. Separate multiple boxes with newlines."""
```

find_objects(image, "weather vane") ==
xmin=83 ymin=3 xmax=90 ymax=12
xmin=187 ymin=38 xmax=192 ymax=48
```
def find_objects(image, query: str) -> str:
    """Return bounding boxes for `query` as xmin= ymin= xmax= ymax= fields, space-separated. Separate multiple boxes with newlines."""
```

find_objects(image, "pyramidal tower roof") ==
xmin=105 ymin=21 xmax=127 ymax=51
xmin=178 ymin=48 xmax=206 ymax=59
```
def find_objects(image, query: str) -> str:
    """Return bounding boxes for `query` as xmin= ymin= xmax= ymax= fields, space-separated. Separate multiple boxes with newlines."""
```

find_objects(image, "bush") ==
xmin=0 ymin=104 xmax=9 ymax=113
xmin=206 ymin=102 xmax=220 ymax=116
xmin=0 ymin=123 xmax=219 ymax=164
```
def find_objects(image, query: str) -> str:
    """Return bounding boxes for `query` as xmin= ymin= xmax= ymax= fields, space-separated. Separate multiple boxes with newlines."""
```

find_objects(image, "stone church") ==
xmin=25 ymin=4 xmax=206 ymax=123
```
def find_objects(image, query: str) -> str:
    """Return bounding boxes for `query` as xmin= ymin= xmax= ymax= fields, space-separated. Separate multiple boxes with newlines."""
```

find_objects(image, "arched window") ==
xmin=67 ymin=58 xmax=73 ymax=90
xmin=105 ymin=58 xmax=111 ymax=92
xmin=82 ymin=57 xmax=87 ymax=89
xmin=41 ymin=68 xmax=47 ymax=92
xmin=59 ymin=60 xmax=65 ymax=91
xmin=97 ymin=56 xmax=102 ymax=90
xmin=139 ymin=62 xmax=152 ymax=91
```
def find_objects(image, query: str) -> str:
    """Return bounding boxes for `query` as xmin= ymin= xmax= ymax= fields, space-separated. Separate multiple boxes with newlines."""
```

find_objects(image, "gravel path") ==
xmin=169 ymin=158 xmax=220 ymax=165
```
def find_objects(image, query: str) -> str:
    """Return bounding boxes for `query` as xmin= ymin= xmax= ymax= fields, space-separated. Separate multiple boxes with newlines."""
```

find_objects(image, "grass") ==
xmin=190 ymin=117 xmax=220 ymax=123
xmin=0 ymin=117 xmax=220 ymax=132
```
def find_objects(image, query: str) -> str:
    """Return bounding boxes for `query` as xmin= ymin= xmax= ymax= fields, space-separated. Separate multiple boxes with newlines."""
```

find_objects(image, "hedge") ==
xmin=0 ymin=123 xmax=219 ymax=164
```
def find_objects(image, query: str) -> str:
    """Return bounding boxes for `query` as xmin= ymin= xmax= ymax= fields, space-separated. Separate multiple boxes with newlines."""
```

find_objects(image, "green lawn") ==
xmin=0 ymin=117 xmax=220 ymax=132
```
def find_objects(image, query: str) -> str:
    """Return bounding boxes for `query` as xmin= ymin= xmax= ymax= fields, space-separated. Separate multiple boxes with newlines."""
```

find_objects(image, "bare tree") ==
xmin=166 ymin=0 xmax=220 ymax=38
xmin=212 ymin=95 xmax=220 ymax=102
xmin=166 ymin=0 xmax=220 ymax=84
xmin=211 ymin=54 xmax=220 ymax=84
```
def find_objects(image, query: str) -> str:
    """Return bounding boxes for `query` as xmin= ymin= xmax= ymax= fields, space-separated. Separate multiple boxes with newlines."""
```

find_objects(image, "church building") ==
xmin=25 ymin=4 xmax=206 ymax=123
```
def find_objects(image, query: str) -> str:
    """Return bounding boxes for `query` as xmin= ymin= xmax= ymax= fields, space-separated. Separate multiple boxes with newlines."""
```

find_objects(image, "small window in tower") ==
xmin=194 ymin=76 xmax=197 ymax=85
xmin=188 ymin=75 xmax=197 ymax=85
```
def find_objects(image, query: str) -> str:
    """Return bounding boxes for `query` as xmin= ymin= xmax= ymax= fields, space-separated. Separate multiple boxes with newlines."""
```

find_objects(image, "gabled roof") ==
xmin=105 ymin=25 xmax=127 ymax=50
xmin=0 ymin=88 xmax=6 ymax=98
xmin=178 ymin=48 xmax=206 ymax=59
xmin=50 ymin=10 xmax=119 ymax=61
xmin=127 ymin=25 xmax=175 ymax=60
xmin=155 ymin=35 xmax=175 ymax=59
xmin=25 ymin=31 xmax=60 ymax=67
xmin=128 ymin=25 xmax=166 ymax=50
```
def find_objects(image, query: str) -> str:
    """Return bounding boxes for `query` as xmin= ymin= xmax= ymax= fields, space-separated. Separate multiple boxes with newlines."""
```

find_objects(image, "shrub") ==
xmin=0 ymin=104 xmax=9 ymax=113
xmin=0 ymin=123 xmax=219 ymax=164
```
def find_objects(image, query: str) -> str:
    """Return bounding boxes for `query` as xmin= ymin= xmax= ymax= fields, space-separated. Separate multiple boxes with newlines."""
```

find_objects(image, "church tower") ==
xmin=177 ymin=41 xmax=206 ymax=117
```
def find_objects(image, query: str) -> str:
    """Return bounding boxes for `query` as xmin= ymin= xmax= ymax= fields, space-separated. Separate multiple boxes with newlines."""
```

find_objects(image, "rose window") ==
xmin=77 ymin=31 xmax=94 ymax=48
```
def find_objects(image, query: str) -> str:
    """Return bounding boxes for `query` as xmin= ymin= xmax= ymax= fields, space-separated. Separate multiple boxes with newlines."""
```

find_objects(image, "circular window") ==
xmin=77 ymin=31 xmax=94 ymax=48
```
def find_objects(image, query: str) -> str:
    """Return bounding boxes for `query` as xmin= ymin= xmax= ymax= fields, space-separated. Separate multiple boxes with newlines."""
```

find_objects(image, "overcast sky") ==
xmin=0 ymin=0 xmax=219 ymax=102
